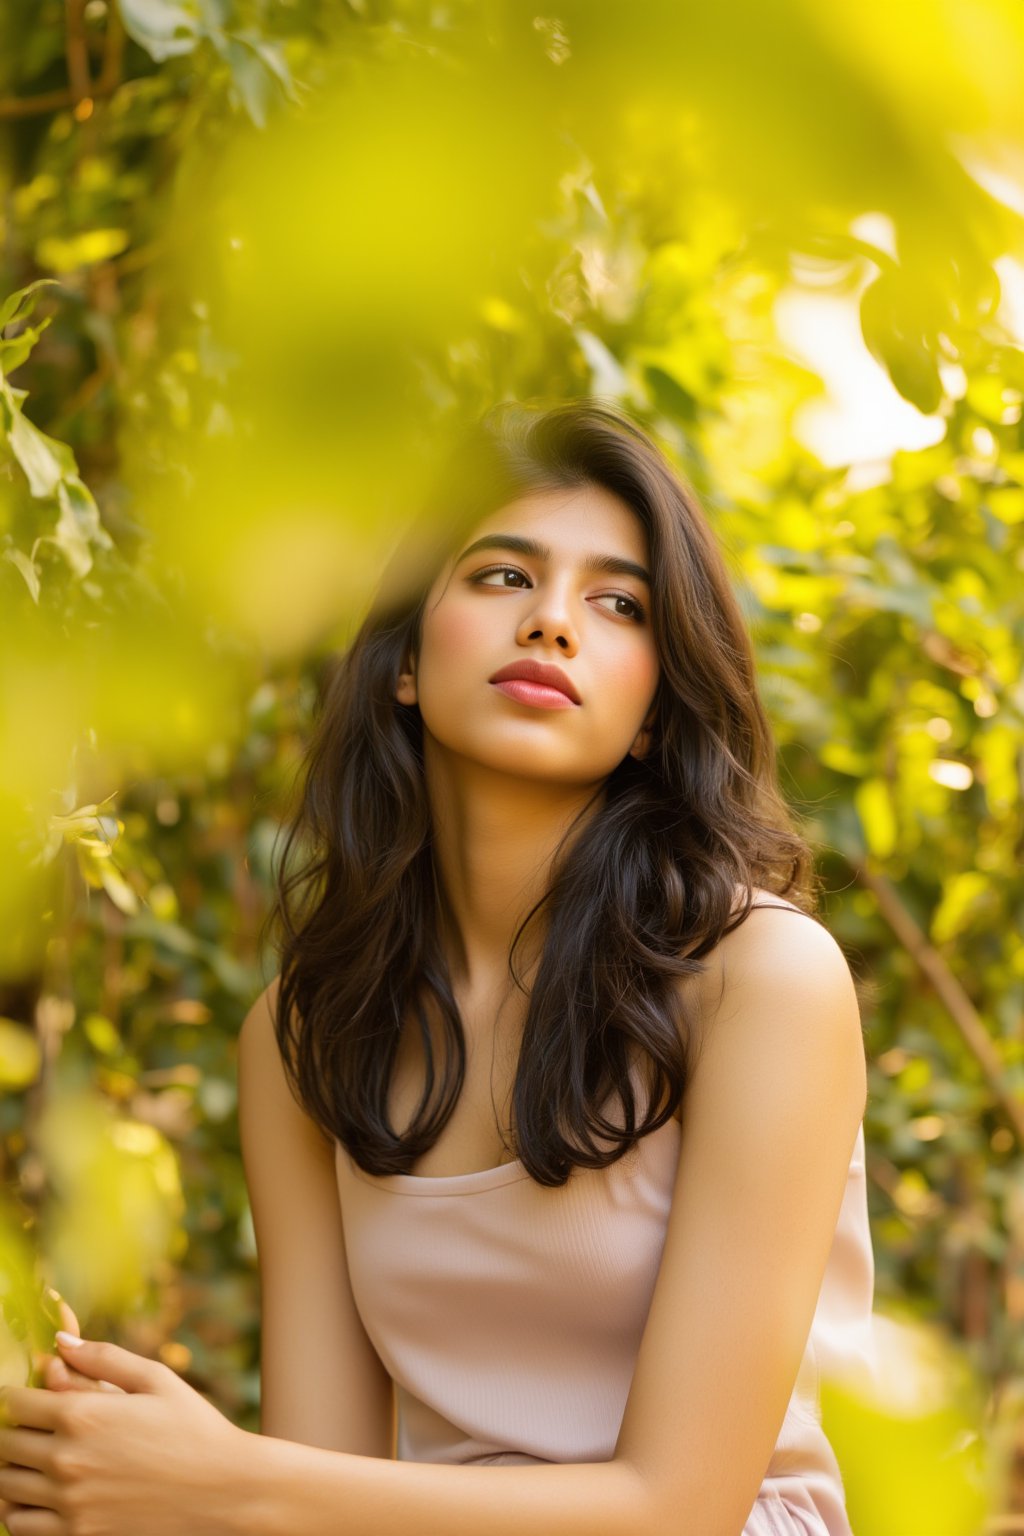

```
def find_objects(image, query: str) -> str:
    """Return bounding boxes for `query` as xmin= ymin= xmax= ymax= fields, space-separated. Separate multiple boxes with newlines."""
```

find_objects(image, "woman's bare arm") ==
xmin=237 ymin=976 xmax=394 ymax=1456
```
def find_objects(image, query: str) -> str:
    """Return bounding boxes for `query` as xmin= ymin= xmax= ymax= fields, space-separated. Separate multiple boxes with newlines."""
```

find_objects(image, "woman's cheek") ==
xmin=595 ymin=639 xmax=659 ymax=721
xmin=417 ymin=599 xmax=494 ymax=731
xmin=423 ymin=598 xmax=490 ymax=668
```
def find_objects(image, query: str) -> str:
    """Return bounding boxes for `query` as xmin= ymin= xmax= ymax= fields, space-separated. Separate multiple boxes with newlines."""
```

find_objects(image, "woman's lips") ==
xmin=490 ymin=679 xmax=579 ymax=710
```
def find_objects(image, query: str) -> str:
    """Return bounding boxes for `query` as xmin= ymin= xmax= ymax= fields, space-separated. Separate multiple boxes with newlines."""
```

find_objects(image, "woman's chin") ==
xmin=467 ymin=748 xmax=615 ymax=789
xmin=422 ymin=720 xmax=625 ymax=787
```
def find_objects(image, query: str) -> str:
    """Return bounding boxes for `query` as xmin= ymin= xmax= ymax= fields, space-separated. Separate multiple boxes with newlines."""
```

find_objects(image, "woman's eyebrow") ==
xmin=454 ymin=533 xmax=651 ymax=585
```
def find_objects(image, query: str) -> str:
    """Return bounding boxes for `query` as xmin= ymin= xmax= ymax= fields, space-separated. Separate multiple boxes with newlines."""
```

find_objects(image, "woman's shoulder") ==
xmin=723 ymin=882 xmax=841 ymax=969
xmin=736 ymin=882 xmax=812 ymax=919
xmin=687 ymin=884 xmax=866 ymax=1119
xmin=683 ymin=884 xmax=848 ymax=1044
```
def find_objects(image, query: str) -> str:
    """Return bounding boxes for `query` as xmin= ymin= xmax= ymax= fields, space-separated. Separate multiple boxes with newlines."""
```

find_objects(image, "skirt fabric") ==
xmin=745 ymin=1486 xmax=838 ymax=1536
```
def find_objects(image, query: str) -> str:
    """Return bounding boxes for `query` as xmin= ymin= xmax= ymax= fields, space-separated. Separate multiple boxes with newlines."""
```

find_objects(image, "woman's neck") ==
xmin=423 ymin=734 xmax=603 ymax=988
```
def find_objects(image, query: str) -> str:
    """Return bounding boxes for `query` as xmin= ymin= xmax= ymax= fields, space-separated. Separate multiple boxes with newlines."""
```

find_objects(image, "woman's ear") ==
xmin=396 ymin=652 xmax=418 ymax=706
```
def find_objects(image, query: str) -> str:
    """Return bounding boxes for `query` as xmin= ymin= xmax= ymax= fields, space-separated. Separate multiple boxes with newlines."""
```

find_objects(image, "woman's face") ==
xmin=397 ymin=481 xmax=660 ymax=786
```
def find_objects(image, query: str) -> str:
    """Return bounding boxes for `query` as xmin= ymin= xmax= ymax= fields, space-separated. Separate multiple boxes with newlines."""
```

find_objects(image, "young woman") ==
xmin=0 ymin=399 xmax=876 ymax=1536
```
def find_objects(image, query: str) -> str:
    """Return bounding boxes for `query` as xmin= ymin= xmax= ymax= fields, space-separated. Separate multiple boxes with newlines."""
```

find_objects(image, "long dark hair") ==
xmin=265 ymin=397 xmax=821 ymax=1186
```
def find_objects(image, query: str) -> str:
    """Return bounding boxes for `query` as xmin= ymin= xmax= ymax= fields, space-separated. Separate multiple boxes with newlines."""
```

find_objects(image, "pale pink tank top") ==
xmin=334 ymin=1109 xmax=877 ymax=1536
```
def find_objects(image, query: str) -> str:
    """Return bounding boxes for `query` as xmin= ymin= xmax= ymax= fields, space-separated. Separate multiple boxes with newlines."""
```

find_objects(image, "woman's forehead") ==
xmin=461 ymin=482 xmax=649 ymax=562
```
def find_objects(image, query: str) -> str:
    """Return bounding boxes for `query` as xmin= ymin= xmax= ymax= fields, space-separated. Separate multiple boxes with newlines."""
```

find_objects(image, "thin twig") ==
xmin=0 ymin=82 xmax=113 ymax=120
xmin=0 ymin=7 xmax=124 ymax=121
xmin=851 ymin=859 xmax=1024 ymax=1146
xmin=64 ymin=0 xmax=91 ymax=103
xmin=96 ymin=4 xmax=125 ymax=95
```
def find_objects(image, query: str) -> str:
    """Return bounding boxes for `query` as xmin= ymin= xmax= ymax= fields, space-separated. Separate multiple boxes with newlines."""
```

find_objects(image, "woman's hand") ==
xmin=0 ymin=1296 xmax=127 ymax=1531
xmin=0 ymin=1333 xmax=254 ymax=1536
xmin=31 ymin=1295 xmax=125 ymax=1397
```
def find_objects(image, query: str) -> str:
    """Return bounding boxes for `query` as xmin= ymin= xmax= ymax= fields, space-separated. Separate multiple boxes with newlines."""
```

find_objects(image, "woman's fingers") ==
xmin=46 ymin=1292 xmax=122 ymax=1391
xmin=33 ymin=1351 xmax=125 ymax=1393
xmin=0 ymin=1461 xmax=57 ymax=1511
xmin=52 ymin=1296 xmax=80 ymax=1339
xmin=30 ymin=1353 xmax=68 ymax=1390
xmin=41 ymin=1355 xmax=80 ymax=1392
xmin=0 ymin=1504 xmax=63 ymax=1536
xmin=31 ymin=1294 xmax=125 ymax=1394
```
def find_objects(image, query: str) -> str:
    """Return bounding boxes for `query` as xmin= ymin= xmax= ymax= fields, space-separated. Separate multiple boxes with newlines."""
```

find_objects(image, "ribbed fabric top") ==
xmin=334 ymin=1109 xmax=877 ymax=1535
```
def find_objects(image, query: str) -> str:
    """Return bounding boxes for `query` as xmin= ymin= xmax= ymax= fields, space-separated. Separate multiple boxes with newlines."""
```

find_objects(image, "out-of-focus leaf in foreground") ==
xmin=0 ymin=1018 xmax=42 ymax=1092
xmin=129 ymin=29 xmax=573 ymax=656
xmin=820 ymin=1311 xmax=1005 ymax=1535
xmin=0 ymin=1205 xmax=61 ymax=1393
xmin=36 ymin=1091 xmax=187 ymax=1319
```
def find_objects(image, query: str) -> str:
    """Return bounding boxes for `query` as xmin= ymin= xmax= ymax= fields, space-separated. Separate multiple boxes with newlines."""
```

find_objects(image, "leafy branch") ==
xmin=0 ymin=0 xmax=297 ymax=130
xmin=0 ymin=282 xmax=114 ymax=599
xmin=852 ymin=858 xmax=1024 ymax=1147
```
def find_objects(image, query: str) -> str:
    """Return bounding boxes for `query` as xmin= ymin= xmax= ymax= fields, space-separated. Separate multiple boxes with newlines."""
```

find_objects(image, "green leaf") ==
xmin=932 ymin=871 xmax=989 ymax=945
xmin=0 ymin=1205 xmax=55 ymax=1388
xmin=860 ymin=271 xmax=944 ymax=416
xmin=821 ymin=1316 xmax=993 ymax=1536
xmin=2 ymin=545 xmax=41 ymax=603
xmin=52 ymin=479 xmax=112 ymax=576
xmin=36 ymin=229 xmax=130 ymax=275
xmin=98 ymin=861 xmax=140 ymax=915
xmin=819 ymin=740 xmax=869 ymax=777
xmin=0 ymin=317 xmax=53 ymax=376
xmin=82 ymin=1013 xmax=123 ymax=1056
xmin=0 ymin=1019 xmax=42 ymax=1092
xmin=0 ymin=279 xmax=60 ymax=333
xmin=116 ymin=0 xmax=201 ymax=62
xmin=964 ymin=372 xmax=1013 ymax=424
xmin=854 ymin=776 xmax=898 ymax=859
xmin=217 ymin=35 xmax=274 ymax=129
xmin=245 ymin=36 xmax=298 ymax=101
xmin=209 ymin=29 xmax=298 ymax=126
xmin=48 ymin=805 xmax=124 ymax=852
xmin=0 ymin=380 xmax=76 ymax=498
xmin=574 ymin=328 xmax=631 ymax=398
xmin=984 ymin=488 xmax=1024 ymax=524
xmin=53 ymin=488 xmax=94 ymax=578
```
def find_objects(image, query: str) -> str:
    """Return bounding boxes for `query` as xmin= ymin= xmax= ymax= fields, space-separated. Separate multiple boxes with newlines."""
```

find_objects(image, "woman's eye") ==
xmin=472 ymin=565 xmax=531 ymax=589
xmin=593 ymin=592 xmax=645 ymax=621
xmin=468 ymin=568 xmax=643 ymax=618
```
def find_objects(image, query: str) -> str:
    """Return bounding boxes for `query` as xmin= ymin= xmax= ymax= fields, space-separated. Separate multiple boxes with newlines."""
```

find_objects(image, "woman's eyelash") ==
xmin=469 ymin=564 xmax=646 ymax=621
xmin=471 ymin=563 xmax=531 ymax=587
xmin=605 ymin=593 xmax=646 ymax=621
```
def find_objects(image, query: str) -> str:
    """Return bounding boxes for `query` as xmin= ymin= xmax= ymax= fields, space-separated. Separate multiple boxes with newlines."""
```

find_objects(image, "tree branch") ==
xmin=0 ymin=6 xmax=124 ymax=122
xmin=97 ymin=4 xmax=126 ymax=95
xmin=64 ymin=0 xmax=92 ymax=104
xmin=851 ymin=859 xmax=1024 ymax=1146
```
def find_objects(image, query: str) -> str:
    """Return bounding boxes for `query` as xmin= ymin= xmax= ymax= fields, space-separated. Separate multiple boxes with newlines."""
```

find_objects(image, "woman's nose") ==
xmin=515 ymin=588 xmax=579 ymax=655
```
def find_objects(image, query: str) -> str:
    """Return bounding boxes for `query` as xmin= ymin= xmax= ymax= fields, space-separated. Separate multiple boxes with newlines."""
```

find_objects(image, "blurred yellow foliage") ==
xmin=0 ymin=1019 xmax=41 ymax=1092
xmin=36 ymin=1091 xmax=187 ymax=1318
xmin=822 ymin=1312 xmax=1002 ymax=1534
